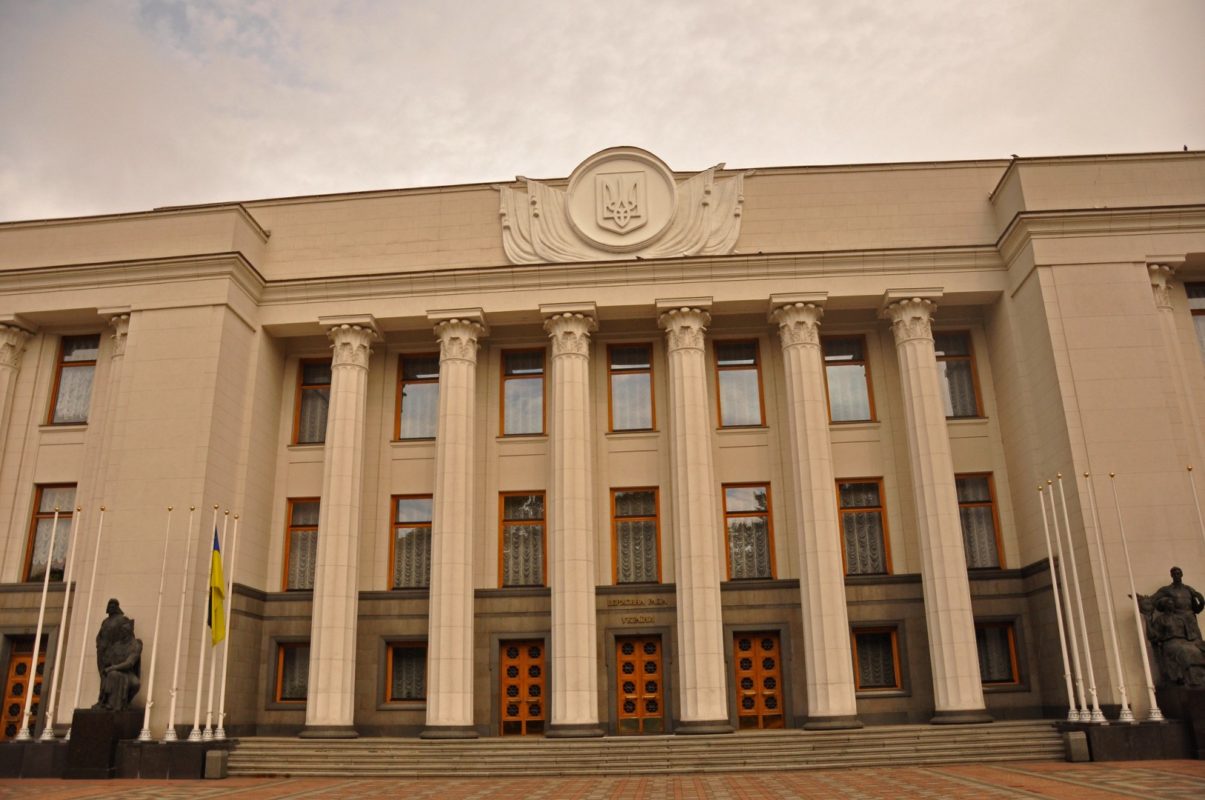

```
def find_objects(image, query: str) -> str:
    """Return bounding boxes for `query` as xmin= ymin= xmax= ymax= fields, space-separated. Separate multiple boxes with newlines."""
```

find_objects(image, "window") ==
xmin=976 ymin=622 xmax=1019 ymax=684
xmin=501 ymin=350 xmax=545 ymax=436
xmin=714 ymin=341 xmax=765 ymax=427
xmin=24 ymin=485 xmax=76 ymax=582
xmin=283 ymin=499 xmax=320 ymax=590
xmin=275 ymin=642 xmax=309 ymax=703
xmin=851 ymin=628 xmax=901 ymax=691
xmin=612 ymin=489 xmax=660 ymax=584
xmin=385 ymin=642 xmax=426 ymax=702
xmin=608 ymin=344 xmax=655 ymax=431
xmin=838 ymin=479 xmax=890 ymax=575
xmin=500 ymin=493 xmax=545 ymax=587
xmin=957 ymin=474 xmax=1002 ymax=569
xmin=723 ymin=484 xmax=774 ymax=580
xmin=934 ymin=332 xmax=981 ymax=418
xmin=397 ymin=354 xmax=439 ymax=439
xmin=391 ymin=495 xmax=432 ymax=589
xmin=822 ymin=336 xmax=875 ymax=422
xmin=293 ymin=359 xmax=331 ymax=444
xmin=1188 ymin=283 xmax=1205 ymax=358
xmin=48 ymin=334 xmax=99 ymax=424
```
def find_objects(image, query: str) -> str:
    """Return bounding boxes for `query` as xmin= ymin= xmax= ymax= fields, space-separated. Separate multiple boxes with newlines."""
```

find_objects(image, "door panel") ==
xmin=500 ymin=640 xmax=545 ymax=735
xmin=3 ymin=639 xmax=45 ymax=741
xmin=734 ymin=631 xmax=784 ymax=729
xmin=615 ymin=635 xmax=664 ymax=734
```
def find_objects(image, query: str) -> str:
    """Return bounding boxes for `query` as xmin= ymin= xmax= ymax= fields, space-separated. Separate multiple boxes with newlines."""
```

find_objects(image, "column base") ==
xmin=546 ymin=724 xmax=605 ymax=738
xmin=930 ymin=710 xmax=993 ymax=725
xmin=419 ymin=725 xmax=479 ymax=739
xmin=674 ymin=720 xmax=734 ymax=735
xmin=804 ymin=715 xmax=863 ymax=731
xmin=298 ymin=726 xmax=359 ymax=739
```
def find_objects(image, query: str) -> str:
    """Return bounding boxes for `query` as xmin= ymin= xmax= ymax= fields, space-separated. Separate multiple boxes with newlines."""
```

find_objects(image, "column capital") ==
xmin=543 ymin=312 xmax=597 ymax=358
xmin=108 ymin=313 xmax=132 ymax=358
xmin=434 ymin=317 xmax=487 ymax=364
xmin=1148 ymin=263 xmax=1176 ymax=310
xmin=771 ymin=301 xmax=824 ymax=349
xmin=658 ymin=306 xmax=711 ymax=353
xmin=0 ymin=325 xmax=33 ymax=370
xmin=881 ymin=294 xmax=939 ymax=344
xmin=323 ymin=317 xmax=379 ymax=370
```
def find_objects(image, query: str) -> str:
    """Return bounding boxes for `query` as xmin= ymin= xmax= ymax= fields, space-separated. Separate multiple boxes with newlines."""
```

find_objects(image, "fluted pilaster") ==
xmin=1149 ymin=264 xmax=1205 ymax=467
xmin=0 ymin=324 xmax=33 ymax=486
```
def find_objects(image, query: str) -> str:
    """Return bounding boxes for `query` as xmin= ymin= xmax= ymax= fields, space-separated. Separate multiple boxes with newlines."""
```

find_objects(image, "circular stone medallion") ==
xmin=565 ymin=147 xmax=678 ymax=252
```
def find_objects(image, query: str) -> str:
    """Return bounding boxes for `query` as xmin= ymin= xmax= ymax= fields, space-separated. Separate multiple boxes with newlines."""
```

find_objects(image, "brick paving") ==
xmin=2 ymin=761 xmax=1204 ymax=799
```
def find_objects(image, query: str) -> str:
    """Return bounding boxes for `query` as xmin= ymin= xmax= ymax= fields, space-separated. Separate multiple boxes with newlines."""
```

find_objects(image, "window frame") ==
xmin=47 ymin=333 xmax=99 ymax=426
xmin=389 ymin=494 xmax=433 ymax=590
xmin=499 ymin=348 xmax=547 ymax=437
xmin=282 ymin=497 xmax=320 ymax=591
xmin=292 ymin=358 xmax=332 ymax=445
xmin=836 ymin=477 xmax=893 ymax=576
xmin=956 ymin=472 xmax=1005 ymax=569
xmin=610 ymin=487 xmax=662 ymax=585
xmin=821 ymin=334 xmax=876 ymax=423
xmin=395 ymin=352 xmax=440 ymax=441
xmin=1187 ymin=282 xmax=1205 ymax=357
xmin=384 ymin=641 xmax=427 ymax=704
xmin=498 ymin=491 xmax=547 ymax=588
xmin=274 ymin=641 xmax=310 ymax=704
xmin=23 ymin=484 xmax=76 ymax=582
xmin=975 ymin=621 xmax=1020 ymax=686
xmin=934 ymin=330 xmax=984 ymax=419
xmin=721 ymin=482 xmax=776 ymax=581
xmin=850 ymin=626 xmax=903 ymax=692
xmin=713 ymin=339 xmax=766 ymax=428
xmin=606 ymin=343 xmax=656 ymax=432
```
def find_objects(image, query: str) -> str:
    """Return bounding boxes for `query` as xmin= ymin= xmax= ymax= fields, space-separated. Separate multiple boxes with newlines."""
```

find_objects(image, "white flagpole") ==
xmin=1045 ymin=480 xmax=1088 ymax=720
xmin=203 ymin=510 xmax=229 ymax=740
xmin=1037 ymin=486 xmax=1077 ymax=722
xmin=16 ymin=507 xmax=62 ymax=741
xmin=188 ymin=505 xmax=219 ymax=741
xmin=1108 ymin=472 xmax=1164 ymax=722
xmin=163 ymin=506 xmax=197 ymax=742
xmin=1082 ymin=472 xmax=1134 ymax=723
xmin=40 ymin=506 xmax=83 ymax=741
xmin=215 ymin=513 xmax=240 ymax=740
xmin=137 ymin=506 xmax=175 ymax=741
xmin=1057 ymin=473 xmax=1105 ymax=723
xmin=67 ymin=507 xmax=107 ymax=741
xmin=1188 ymin=466 xmax=1205 ymax=553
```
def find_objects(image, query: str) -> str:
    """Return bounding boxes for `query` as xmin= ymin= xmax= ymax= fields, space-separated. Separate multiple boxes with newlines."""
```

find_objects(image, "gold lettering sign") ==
xmin=606 ymin=597 xmax=669 ymax=608
xmin=621 ymin=615 xmax=655 ymax=625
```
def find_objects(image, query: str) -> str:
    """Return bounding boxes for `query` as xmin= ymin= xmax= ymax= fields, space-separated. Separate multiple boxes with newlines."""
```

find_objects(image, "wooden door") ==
xmin=615 ymin=635 xmax=664 ymax=734
xmin=3 ymin=639 xmax=45 ymax=741
xmin=734 ymin=631 xmax=784 ymax=729
xmin=500 ymin=640 xmax=545 ymax=735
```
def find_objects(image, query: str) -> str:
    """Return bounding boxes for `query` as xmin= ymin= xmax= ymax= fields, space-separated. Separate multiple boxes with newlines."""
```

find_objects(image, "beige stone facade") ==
xmin=1 ymin=148 xmax=1204 ymax=740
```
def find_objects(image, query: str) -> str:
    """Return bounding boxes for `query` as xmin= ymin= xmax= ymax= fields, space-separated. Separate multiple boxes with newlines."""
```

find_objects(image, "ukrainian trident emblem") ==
xmin=596 ymin=171 xmax=646 ymax=234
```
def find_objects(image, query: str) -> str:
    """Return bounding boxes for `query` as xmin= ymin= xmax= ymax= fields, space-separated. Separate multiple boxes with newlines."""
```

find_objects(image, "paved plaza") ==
xmin=2 ymin=761 xmax=1204 ymax=799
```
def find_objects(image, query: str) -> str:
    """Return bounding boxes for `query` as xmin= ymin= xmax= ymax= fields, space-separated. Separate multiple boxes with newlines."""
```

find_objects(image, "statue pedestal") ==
xmin=64 ymin=708 xmax=143 ymax=779
xmin=1156 ymin=686 xmax=1205 ymax=759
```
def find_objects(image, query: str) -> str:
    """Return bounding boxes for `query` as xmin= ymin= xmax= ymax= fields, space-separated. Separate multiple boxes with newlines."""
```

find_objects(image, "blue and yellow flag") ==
xmin=208 ymin=530 xmax=226 ymax=646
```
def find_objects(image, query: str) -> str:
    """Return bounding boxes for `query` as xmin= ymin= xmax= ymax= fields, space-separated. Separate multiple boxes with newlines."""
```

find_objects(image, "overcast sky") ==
xmin=1 ymin=0 xmax=1203 ymax=222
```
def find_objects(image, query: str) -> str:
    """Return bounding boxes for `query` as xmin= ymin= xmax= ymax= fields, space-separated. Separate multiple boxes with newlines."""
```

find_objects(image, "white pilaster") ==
xmin=880 ymin=294 xmax=989 ymax=723
xmin=0 ymin=323 xmax=33 ymax=465
xmin=658 ymin=300 xmax=732 ymax=733
xmin=302 ymin=316 xmax=378 ymax=738
xmin=769 ymin=297 xmax=861 ymax=729
xmin=423 ymin=310 xmax=487 ymax=738
xmin=1149 ymin=263 xmax=1205 ymax=468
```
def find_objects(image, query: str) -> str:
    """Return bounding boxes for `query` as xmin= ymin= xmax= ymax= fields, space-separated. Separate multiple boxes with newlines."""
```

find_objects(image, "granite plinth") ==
xmin=1156 ymin=686 xmax=1205 ymax=759
xmin=64 ymin=708 xmax=143 ymax=779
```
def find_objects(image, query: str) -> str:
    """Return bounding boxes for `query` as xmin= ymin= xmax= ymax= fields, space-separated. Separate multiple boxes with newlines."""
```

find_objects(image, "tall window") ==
xmin=723 ymin=484 xmax=774 ymax=580
xmin=608 ymin=344 xmax=654 ymax=431
xmin=293 ymin=359 xmax=331 ymax=444
xmin=1188 ymin=283 xmax=1205 ymax=358
xmin=275 ymin=642 xmax=309 ymax=703
xmin=283 ymin=499 xmax=319 ymax=590
xmin=385 ymin=643 xmax=427 ymax=703
xmin=24 ymin=485 xmax=76 ymax=582
xmin=838 ymin=479 xmax=890 ymax=575
xmin=823 ymin=336 xmax=874 ymax=422
xmin=851 ymin=627 xmax=901 ymax=691
xmin=934 ymin=332 xmax=981 ymax=418
xmin=612 ymin=489 xmax=660 ymax=584
xmin=976 ymin=622 xmax=1019 ymax=684
xmin=48 ymin=334 xmax=99 ymax=424
xmin=714 ymin=341 xmax=764 ymax=427
xmin=957 ymin=474 xmax=1002 ymax=569
xmin=501 ymin=350 xmax=545 ymax=435
xmin=397 ymin=354 xmax=439 ymax=439
xmin=500 ymin=492 xmax=545 ymax=587
xmin=391 ymin=495 xmax=432 ymax=589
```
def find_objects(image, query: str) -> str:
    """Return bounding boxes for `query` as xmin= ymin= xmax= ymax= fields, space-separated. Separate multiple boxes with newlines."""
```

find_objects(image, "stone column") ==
xmin=769 ymin=296 xmax=862 ymax=729
xmin=0 ymin=323 xmax=33 ymax=464
xmin=423 ymin=310 xmax=487 ymax=738
xmin=541 ymin=304 xmax=603 ymax=737
xmin=94 ymin=311 xmax=131 ymax=500
xmin=657 ymin=300 xmax=732 ymax=734
xmin=1149 ymin=264 xmax=1205 ymax=467
xmin=302 ymin=315 xmax=378 ymax=738
xmin=880 ymin=293 xmax=990 ymax=723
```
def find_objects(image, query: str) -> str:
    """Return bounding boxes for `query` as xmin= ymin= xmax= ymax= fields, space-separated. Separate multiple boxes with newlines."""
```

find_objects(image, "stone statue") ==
xmin=91 ymin=598 xmax=142 ymax=711
xmin=1141 ymin=568 xmax=1205 ymax=688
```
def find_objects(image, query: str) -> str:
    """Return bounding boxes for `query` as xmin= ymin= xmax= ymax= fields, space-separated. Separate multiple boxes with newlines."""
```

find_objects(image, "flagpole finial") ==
xmin=54 ymin=506 xmax=60 ymax=512
xmin=1037 ymin=485 xmax=1043 ymax=492
xmin=1109 ymin=472 xmax=1116 ymax=478
xmin=100 ymin=506 xmax=106 ymax=512
xmin=1057 ymin=472 xmax=1063 ymax=479
xmin=224 ymin=510 xmax=229 ymax=516
xmin=1046 ymin=479 xmax=1053 ymax=485
xmin=76 ymin=506 xmax=82 ymax=512
xmin=190 ymin=505 xmax=195 ymax=511
xmin=233 ymin=514 xmax=239 ymax=520
xmin=168 ymin=506 xmax=173 ymax=511
xmin=213 ymin=504 xmax=219 ymax=510
xmin=1189 ymin=465 xmax=1195 ymax=472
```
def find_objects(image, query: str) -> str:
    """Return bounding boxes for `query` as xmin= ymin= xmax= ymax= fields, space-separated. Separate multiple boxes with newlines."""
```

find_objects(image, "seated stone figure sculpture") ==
xmin=1143 ymin=568 xmax=1205 ymax=688
xmin=91 ymin=598 xmax=143 ymax=712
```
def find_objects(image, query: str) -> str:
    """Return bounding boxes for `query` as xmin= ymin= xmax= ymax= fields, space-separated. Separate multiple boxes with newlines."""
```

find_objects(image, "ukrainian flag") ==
xmin=208 ymin=530 xmax=226 ymax=646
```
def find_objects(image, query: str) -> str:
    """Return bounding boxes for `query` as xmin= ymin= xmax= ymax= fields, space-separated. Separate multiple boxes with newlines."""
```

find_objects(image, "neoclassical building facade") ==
xmin=1 ymin=147 xmax=1203 ymax=740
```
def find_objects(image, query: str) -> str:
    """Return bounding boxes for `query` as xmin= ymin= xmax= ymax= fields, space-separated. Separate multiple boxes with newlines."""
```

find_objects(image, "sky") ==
xmin=1 ymin=0 xmax=1203 ymax=222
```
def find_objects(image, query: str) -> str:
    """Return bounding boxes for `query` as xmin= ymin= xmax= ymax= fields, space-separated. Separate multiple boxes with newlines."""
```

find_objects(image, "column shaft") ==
xmin=0 ymin=325 xmax=32 ymax=475
xmin=1150 ymin=265 xmax=1205 ymax=467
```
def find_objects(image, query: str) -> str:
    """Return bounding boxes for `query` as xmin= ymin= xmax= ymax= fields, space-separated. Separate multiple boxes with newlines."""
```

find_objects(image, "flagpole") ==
xmin=137 ymin=506 xmax=175 ymax=741
xmin=188 ymin=505 xmax=219 ymax=741
xmin=40 ymin=507 xmax=83 ymax=741
xmin=163 ymin=506 xmax=197 ymax=742
xmin=203 ymin=510 xmax=229 ymax=740
xmin=1188 ymin=466 xmax=1205 ymax=553
xmin=16 ymin=507 xmax=62 ymax=741
xmin=215 ymin=513 xmax=240 ymax=740
xmin=1046 ymin=480 xmax=1087 ymax=720
xmin=1037 ymin=486 xmax=1077 ymax=722
xmin=1108 ymin=472 xmax=1164 ymax=722
xmin=67 ymin=507 xmax=106 ymax=741
xmin=1083 ymin=472 xmax=1134 ymax=723
xmin=1057 ymin=473 xmax=1105 ymax=723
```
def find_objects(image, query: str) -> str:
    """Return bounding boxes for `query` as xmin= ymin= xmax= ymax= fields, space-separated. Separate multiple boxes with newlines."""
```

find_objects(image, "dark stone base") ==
xmin=0 ymin=742 xmax=26 ymax=778
xmin=115 ymin=741 xmax=226 ymax=779
xmin=64 ymin=708 xmax=144 ymax=779
xmin=804 ymin=715 xmax=863 ymax=731
xmin=1058 ymin=719 xmax=1194 ymax=760
xmin=1156 ymin=685 xmax=1205 ymax=759
xmin=930 ymin=710 xmax=994 ymax=725
xmin=419 ymin=725 xmax=479 ymax=739
xmin=545 ymin=724 xmax=605 ymax=738
xmin=299 ymin=725 xmax=359 ymax=739
xmin=674 ymin=719 xmax=734 ymax=735
xmin=0 ymin=741 xmax=68 ymax=778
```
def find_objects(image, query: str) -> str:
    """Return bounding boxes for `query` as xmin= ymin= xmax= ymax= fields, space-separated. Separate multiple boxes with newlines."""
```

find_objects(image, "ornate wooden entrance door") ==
xmin=615 ymin=635 xmax=664 ymax=734
xmin=500 ymin=640 xmax=545 ymax=735
xmin=2 ymin=639 xmax=45 ymax=741
xmin=733 ymin=631 xmax=785 ymax=729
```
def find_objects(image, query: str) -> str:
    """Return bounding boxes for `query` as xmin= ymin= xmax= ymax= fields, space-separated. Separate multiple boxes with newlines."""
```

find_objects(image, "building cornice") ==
xmin=988 ymin=150 xmax=1204 ymax=202
xmin=0 ymin=202 xmax=270 ymax=242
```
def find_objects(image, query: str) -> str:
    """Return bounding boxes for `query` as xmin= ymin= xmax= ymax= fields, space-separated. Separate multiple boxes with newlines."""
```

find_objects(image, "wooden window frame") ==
xmin=23 ymin=484 xmax=76 ymax=582
xmin=850 ymin=626 xmax=902 ymax=692
xmin=821 ymin=335 xmax=877 ymax=423
xmin=836 ymin=477 xmax=893 ymax=576
xmin=389 ymin=494 xmax=432 ymax=590
xmin=500 ymin=349 xmax=547 ymax=437
xmin=606 ymin=343 xmax=656 ymax=432
xmin=282 ymin=498 xmax=320 ymax=591
xmin=274 ymin=642 xmax=309 ymax=704
xmin=956 ymin=472 xmax=1005 ymax=569
xmin=713 ymin=339 xmax=767 ymax=428
xmin=610 ymin=487 xmax=662 ymax=585
xmin=384 ymin=641 xmax=427 ymax=703
xmin=1188 ymin=282 xmax=1205 ymax=356
xmin=721 ymin=482 xmax=776 ymax=580
xmin=498 ymin=491 xmax=547 ymax=588
xmin=976 ymin=621 xmax=1021 ymax=686
xmin=292 ymin=358 xmax=332 ymax=445
xmin=394 ymin=352 xmax=440 ymax=441
xmin=47 ymin=333 xmax=99 ymax=426
xmin=934 ymin=330 xmax=984 ymax=419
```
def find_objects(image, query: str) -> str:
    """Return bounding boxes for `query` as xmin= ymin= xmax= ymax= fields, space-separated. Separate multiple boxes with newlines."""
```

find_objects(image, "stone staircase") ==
xmin=228 ymin=720 xmax=1064 ymax=777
